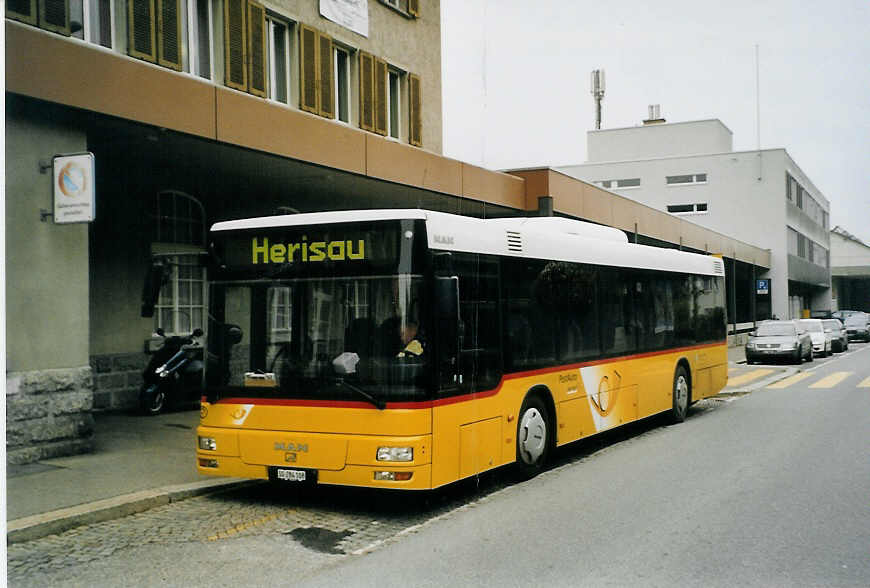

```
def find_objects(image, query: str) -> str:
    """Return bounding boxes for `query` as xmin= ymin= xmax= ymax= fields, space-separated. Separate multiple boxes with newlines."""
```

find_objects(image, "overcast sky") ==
xmin=440 ymin=0 xmax=870 ymax=244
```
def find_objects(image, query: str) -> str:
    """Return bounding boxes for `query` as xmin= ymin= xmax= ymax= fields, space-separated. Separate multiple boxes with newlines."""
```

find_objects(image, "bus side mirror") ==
xmin=141 ymin=260 xmax=170 ymax=317
xmin=435 ymin=276 xmax=460 ymax=365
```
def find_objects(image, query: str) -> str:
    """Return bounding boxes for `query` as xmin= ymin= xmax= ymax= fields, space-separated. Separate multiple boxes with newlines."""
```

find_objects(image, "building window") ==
xmin=190 ymin=0 xmax=212 ymax=79
xmin=334 ymin=46 xmax=351 ymax=123
xmin=787 ymin=227 xmax=799 ymax=256
xmin=667 ymin=203 xmax=708 ymax=215
xmin=596 ymin=178 xmax=640 ymax=189
xmin=666 ymin=173 xmax=707 ymax=185
xmin=156 ymin=255 xmax=206 ymax=334
xmin=388 ymin=69 xmax=401 ymax=139
xmin=80 ymin=0 xmax=114 ymax=47
xmin=268 ymin=17 xmax=290 ymax=103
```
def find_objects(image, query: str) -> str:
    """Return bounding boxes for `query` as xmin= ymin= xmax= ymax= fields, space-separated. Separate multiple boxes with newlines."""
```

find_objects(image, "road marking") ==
xmin=725 ymin=369 xmax=774 ymax=388
xmin=766 ymin=372 xmax=813 ymax=389
xmin=858 ymin=376 xmax=870 ymax=388
xmin=808 ymin=372 xmax=852 ymax=389
xmin=206 ymin=511 xmax=290 ymax=541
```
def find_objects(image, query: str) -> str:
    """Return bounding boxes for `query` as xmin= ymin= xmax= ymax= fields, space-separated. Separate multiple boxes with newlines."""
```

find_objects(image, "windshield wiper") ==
xmin=332 ymin=377 xmax=386 ymax=410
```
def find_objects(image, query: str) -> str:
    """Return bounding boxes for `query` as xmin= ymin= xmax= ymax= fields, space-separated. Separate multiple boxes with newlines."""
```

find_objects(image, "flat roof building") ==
xmin=558 ymin=114 xmax=832 ymax=322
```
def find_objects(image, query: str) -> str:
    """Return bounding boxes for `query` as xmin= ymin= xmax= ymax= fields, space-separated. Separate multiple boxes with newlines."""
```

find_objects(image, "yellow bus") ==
xmin=195 ymin=209 xmax=727 ymax=489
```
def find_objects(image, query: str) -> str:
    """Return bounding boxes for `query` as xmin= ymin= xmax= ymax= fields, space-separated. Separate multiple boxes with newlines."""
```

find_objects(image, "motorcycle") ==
xmin=140 ymin=328 xmax=205 ymax=415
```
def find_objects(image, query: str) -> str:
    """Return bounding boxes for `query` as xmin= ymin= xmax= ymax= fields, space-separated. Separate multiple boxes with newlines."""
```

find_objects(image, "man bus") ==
xmin=192 ymin=209 xmax=726 ymax=489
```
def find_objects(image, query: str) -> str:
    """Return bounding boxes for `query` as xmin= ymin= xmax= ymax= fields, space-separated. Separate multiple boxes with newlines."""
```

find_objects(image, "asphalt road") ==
xmin=300 ymin=342 xmax=870 ymax=587
xmin=10 ymin=343 xmax=870 ymax=587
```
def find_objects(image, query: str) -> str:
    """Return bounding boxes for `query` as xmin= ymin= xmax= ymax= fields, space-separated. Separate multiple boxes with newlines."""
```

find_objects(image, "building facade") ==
xmin=830 ymin=227 xmax=870 ymax=313
xmin=6 ymin=4 xmax=770 ymax=465
xmin=557 ymin=117 xmax=832 ymax=323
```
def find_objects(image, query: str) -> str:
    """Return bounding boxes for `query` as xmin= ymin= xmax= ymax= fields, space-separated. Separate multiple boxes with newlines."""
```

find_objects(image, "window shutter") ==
xmin=409 ymin=73 xmax=422 ymax=147
xmin=318 ymin=33 xmax=335 ymax=118
xmin=359 ymin=51 xmax=375 ymax=132
xmin=157 ymin=0 xmax=182 ymax=71
xmin=408 ymin=0 xmax=419 ymax=18
xmin=247 ymin=0 xmax=267 ymax=97
xmin=224 ymin=0 xmax=247 ymax=91
xmin=39 ymin=0 xmax=70 ymax=35
xmin=299 ymin=24 xmax=319 ymax=114
xmin=374 ymin=58 xmax=388 ymax=136
xmin=128 ymin=0 xmax=157 ymax=62
xmin=6 ymin=0 xmax=38 ymax=26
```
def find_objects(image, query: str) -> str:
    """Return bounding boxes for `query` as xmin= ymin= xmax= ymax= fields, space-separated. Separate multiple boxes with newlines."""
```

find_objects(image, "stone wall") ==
xmin=90 ymin=352 xmax=148 ymax=412
xmin=6 ymin=367 xmax=95 ymax=465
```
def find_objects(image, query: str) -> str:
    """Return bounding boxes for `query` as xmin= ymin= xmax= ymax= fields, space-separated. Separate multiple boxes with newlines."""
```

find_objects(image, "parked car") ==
xmin=822 ymin=318 xmax=849 ymax=352
xmin=745 ymin=320 xmax=812 ymax=365
xmin=832 ymin=310 xmax=860 ymax=322
xmin=844 ymin=312 xmax=870 ymax=341
xmin=799 ymin=318 xmax=832 ymax=357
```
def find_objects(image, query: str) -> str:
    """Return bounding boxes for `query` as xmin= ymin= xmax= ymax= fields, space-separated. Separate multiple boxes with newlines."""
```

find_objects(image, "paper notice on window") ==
xmin=320 ymin=0 xmax=369 ymax=37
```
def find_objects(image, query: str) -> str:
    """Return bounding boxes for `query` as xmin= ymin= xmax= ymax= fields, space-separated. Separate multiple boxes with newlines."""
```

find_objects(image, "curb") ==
xmin=7 ymin=478 xmax=261 ymax=544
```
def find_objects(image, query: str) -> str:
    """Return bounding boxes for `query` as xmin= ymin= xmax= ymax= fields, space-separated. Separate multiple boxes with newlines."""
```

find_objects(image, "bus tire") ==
xmin=515 ymin=395 xmax=551 ymax=479
xmin=670 ymin=365 xmax=690 ymax=424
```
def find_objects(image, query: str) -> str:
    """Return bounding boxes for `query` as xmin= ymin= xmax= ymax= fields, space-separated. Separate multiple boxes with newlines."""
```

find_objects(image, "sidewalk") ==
xmin=6 ymin=409 xmax=251 ymax=543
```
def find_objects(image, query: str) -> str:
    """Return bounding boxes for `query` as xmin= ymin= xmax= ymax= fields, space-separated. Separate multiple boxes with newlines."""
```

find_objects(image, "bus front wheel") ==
xmin=515 ymin=395 xmax=551 ymax=479
xmin=670 ymin=366 xmax=690 ymax=423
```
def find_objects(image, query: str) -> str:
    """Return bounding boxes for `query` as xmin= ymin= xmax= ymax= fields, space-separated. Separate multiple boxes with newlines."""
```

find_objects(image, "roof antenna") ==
xmin=590 ymin=69 xmax=605 ymax=130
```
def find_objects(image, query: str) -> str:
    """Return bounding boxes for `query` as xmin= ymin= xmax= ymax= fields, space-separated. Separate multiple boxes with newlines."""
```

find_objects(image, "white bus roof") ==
xmin=212 ymin=209 xmax=724 ymax=277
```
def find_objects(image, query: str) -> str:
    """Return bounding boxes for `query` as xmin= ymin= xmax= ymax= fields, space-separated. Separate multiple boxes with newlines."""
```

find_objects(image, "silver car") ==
xmin=745 ymin=320 xmax=813 ymax=365
xmin=844 ymin=312 xmax=870 ymax=341
xmin=823 ymin=319 xmax=849 ymax=352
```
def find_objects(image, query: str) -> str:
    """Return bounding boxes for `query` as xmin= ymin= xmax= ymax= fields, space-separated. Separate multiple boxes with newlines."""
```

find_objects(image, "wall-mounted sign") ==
xmin=53 ymin=152 xmax=95 ymax=224
xmin=320 ymin=0 xmax=369 ymax=37
xmin=756 ymin=279 xmax=770 ymax=295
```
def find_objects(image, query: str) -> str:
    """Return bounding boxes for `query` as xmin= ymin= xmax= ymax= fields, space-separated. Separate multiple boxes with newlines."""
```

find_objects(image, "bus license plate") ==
xmin=269 ymin=466 xmax=317 ymax=484
xmin=277 ymin=469 xmax=306 ymax=482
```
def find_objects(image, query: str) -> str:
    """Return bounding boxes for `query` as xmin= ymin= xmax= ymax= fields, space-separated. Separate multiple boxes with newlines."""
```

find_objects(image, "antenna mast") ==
xmin=590 ymin=69 xmax=605 ymax=130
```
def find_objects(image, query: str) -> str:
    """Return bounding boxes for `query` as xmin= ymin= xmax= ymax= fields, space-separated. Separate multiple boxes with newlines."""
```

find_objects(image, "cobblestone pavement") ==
xmin=8 ymin=400 xmax=727 ymax=586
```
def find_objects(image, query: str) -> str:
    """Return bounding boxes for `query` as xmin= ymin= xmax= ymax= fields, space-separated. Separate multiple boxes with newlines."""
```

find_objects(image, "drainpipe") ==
xmin=537 ymin=196 xmax=554 ymax=217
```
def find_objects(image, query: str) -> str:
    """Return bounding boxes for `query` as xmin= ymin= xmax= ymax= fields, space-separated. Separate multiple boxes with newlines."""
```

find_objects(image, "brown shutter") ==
xmin=157 ymin=0 xmax=182 ymax=71
xmin=359 ymin=51 xmax=375 ymax=132
xmin=409 ymin=73 xmax=422 ymax=147
xmin=408 ymin=0 xmax=419 ymax=18
xmin=224 ymin=0 xmax=247 ymax=91
xmin=374 ymin=59 xmax=388 ymax=136
xmin=318 ymin=33 xmax=335 ymax=118
xmin=247 ymin=0 xmax=267 ymax=97
xmin=6 ymin=0 xmax=38 ymax=26
xmin=39 ymin=0 xmax=70 ymax=35
xmin=299 ymin=24 xmax=319 ymax=114
xmin=128 ymin=0 xmax=157 ymax=62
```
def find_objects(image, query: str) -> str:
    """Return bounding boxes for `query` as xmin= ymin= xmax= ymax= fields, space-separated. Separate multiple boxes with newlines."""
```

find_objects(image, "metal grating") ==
xmin=506 ymin=231 xmax=523 ymax=252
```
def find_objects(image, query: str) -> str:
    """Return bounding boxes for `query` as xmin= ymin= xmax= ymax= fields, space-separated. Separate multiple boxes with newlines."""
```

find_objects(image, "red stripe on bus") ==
xmin=212 ymin=341 xmax=725 ymax=410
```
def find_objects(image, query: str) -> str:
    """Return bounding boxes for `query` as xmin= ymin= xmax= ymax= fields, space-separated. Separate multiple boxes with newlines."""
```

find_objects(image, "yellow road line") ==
xmin=725 ymin=369 xmax=774 ymax=388
xmin=766 ymin=372 xmax=813 ymax=389
xmin=857 ymin=376 xmax=870 ymax=388
xmin=808 ymin=372 xmax=851 ymax=389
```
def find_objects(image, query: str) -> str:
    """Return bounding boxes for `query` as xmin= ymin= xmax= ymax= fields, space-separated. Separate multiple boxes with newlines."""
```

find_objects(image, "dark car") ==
xmin=823 ymin=318 xmax=849 ymax=352
xmin=745 ymin=320 xmax=813 ymax=364
xmin=844 ymin=312 xmax=870 ymax=341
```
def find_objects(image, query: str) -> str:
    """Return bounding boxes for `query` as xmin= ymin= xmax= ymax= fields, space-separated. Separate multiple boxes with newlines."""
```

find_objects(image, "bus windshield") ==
xmin=208 ymin=275 xmax=430 ymax=405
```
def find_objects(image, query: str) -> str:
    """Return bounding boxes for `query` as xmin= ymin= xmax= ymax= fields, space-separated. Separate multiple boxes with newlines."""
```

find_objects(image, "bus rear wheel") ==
xmin=515 ymin=395 xmax=551 ymax=479
xmin=670 ymin=366 xmax=690 ymax=423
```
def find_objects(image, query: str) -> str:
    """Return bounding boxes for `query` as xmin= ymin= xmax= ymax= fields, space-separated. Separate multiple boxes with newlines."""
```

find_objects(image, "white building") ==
xmin=830 ymin=227 xmax=870 ymax=312
xmin=557 ymin=116 xmax=831 ymax=322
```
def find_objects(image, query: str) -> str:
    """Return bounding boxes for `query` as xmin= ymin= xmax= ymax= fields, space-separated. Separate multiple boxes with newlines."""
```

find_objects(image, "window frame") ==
xmin=666 ymin=203 xmax=709 ymax=216
xmin=267 ymin=15 xmax=291 ymax=104
xmin=666 ymin=173 xmax=707 ymax=186
xmin=387 ymin=67 xmax=401 ymax=139
xmin=187 ymin=0 xmax=213 ymax=79
xmin=334 ymin=45 xmax=352 ymax=123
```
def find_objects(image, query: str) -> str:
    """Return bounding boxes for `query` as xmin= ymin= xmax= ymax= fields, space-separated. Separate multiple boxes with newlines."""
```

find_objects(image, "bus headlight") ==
xmin=198 ymin=436 xmax=217 ymax=451
xmin=377 ymin=446 xmax=413 ymax=462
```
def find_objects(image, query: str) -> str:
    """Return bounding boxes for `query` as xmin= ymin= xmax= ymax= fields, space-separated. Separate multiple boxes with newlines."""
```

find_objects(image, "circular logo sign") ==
xmin=58 ymin=161 xmax=87 ymax=198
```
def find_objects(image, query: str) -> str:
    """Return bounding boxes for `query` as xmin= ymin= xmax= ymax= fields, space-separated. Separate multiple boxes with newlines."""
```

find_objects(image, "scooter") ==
xmin=140 ymin=328 xmax=205 ymax=415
